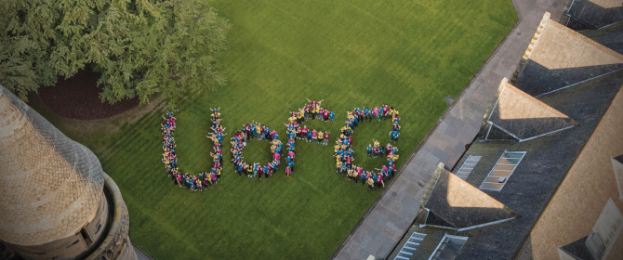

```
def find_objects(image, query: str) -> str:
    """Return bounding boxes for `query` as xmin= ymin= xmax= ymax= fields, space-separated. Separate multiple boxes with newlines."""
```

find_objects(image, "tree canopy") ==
xmin=0 ymin=0 xmax=230 ymax=108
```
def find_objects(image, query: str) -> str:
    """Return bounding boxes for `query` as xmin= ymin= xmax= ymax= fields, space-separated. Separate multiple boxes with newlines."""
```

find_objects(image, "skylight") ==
xmin=429 ymin=234 xmax=468 ymax=260
xmin=455 ymin=155 xmax=482 ymax=180
xmin=480 ymin=151 xmax=526 ymax=191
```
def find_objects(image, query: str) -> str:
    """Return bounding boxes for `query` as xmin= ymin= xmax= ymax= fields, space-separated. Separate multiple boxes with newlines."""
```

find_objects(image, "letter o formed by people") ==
xmin=231 ymin=122 xmax=283 ymax=179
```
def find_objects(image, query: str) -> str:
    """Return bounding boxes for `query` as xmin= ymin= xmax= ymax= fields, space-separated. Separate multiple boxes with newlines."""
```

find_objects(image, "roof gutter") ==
xmin=457 ymin=217 xmax=517 ymax=232
xmin=418 ymin=217 xmax=517 ymax=232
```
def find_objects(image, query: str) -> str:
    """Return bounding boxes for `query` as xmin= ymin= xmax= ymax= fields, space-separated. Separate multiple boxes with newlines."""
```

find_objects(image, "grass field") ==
xmin=33 ymin=0 xmax=516 ymax=259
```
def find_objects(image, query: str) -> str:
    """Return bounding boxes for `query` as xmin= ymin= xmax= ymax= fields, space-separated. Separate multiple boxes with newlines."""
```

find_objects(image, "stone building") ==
xmin=0 ymin=84 xmax=138 ymax=260
xmin=386 ymin=8 xmax=623 ymax=260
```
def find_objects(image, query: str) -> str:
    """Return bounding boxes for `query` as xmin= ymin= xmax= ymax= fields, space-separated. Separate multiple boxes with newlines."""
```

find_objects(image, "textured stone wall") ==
xmin=84 ymin=174 xmax=137 ymax=260
xmin=0 ymin=84 xmax=137 ymax=260
xmin=0 ymin=86 xmax=105 ymax=246
xmin=5 ymin=196 xmax=108 ymax=260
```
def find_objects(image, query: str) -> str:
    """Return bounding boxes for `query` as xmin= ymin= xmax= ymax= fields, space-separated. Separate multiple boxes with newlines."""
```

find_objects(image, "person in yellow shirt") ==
xmin=347 ymin=168 xmax=354 ymax=182
xmin=297 ymin=111 xmax=304 ymax=123
xmin=336 ymin=160 xmax=342 ymax=173
xmin=317 ymin=131 xmax=324 ymax=145
xmin=366 ymin=177 xmax=374 ymax=191
xmin=243 ymin=164 xmax=251 ymax=178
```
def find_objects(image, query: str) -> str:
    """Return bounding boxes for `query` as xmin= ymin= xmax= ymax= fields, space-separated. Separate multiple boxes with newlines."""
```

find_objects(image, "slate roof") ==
xmin=581 ymin=22 xmax=623 ymax=55
xmin=423 ymin=169 xmax=519 ymax=228
xmin=514 ymin=16 xmax=623 ymax=96
xmin=487 ymin=80 xmax=577 ymax=141
xmin=566 ymin=0 xmax=623 ymax=30
xmin=411 ymin=69 xmax=623 ymax=260
xmin=559 ymin=236 xmax=596 ymax=260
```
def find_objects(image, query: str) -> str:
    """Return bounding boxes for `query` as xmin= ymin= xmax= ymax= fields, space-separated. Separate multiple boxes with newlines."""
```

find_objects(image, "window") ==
xmin=80 ymin=228 xmax=92 ymax=246
xmin=428 ymin=234 xmax=468 ymax=260
xmin=456 ymin=155 xmax=482 ymax=180
xmin=612 ymin=156 xmax=623 ymax=200
xmin=480 ymin=151 xmax=526 ymax=191
xmin=586 ymin=198 xmax=623 ymax=260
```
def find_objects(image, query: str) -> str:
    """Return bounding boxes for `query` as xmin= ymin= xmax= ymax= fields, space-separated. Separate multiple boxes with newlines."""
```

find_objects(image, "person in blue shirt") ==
xmin=265 ymin=127 xmax=271 ymax=139
xmin=237 ymin=163 xmax=244 ymax=176
xmin=390 ymin=130 xmax=400 ymax=143
xmin=353 ymin=114 xmax=359 ymax=129
xmin=263 ymin=165 xmax=270 ymax=177
xmin=329 ymin=111 xmax=335 ymax=123
xmin=288 ymin=160 xmax=294 ymax=171
xmin=252 ymin=163 xmax=258 ymax=178
xmin=247 ymin=124 xmax=254 ymax=139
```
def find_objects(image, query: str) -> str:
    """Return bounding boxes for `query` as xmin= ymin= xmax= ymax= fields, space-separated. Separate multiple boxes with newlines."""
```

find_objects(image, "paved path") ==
xmin=330 ymin=0 xmax=569 ymax=259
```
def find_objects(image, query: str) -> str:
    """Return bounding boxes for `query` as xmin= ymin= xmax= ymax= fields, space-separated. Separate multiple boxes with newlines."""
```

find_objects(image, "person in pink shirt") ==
xmin=285 ymin=166 xmax=292 ymax=179
xmin=273 ymin=152 xmax=281 ymax=162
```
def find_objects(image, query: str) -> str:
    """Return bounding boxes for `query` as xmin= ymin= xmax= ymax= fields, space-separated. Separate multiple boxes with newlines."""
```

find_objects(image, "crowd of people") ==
xmin=334 ymin=104 xmax=402 ymax=191
xmin=285 ymin=99 xmax=332 ymax=144
xmin=281 ymin=99 xmax=334 ymax=177
xmin=159 ymin=102 xmax=402 ymax=189
xmin=161 ymin=108 xmax=225 ymax=192
xmin=231 ymin=122 xmax=287 ymax=179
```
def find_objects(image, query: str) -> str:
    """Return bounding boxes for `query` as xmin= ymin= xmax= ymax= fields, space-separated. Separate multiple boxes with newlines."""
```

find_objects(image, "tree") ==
xmin=0 ymin=0 xmax=230 ymax=108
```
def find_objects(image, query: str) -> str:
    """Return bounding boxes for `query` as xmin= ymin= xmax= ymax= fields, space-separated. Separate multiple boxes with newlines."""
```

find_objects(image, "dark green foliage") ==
xmin=0 ymin=0 xmax=230 ymax=107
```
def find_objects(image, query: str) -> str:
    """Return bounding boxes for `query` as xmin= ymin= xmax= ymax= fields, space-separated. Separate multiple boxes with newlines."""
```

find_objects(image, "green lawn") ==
xmin=34 ymin=0 xmax=515 ymax=259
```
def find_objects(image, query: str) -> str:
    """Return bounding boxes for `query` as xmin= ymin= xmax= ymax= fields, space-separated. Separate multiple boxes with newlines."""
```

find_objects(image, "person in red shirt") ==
xmin=301 ymin=126 xmax=309 ymax=142
xmin=383 ymin=104 xmax=390 ymax=119
xmin=323 ymin=109 xmax=329 ymax=122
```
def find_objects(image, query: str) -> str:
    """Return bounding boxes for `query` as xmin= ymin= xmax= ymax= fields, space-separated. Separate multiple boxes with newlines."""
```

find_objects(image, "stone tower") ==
xmin=0 ymin=85 xmax=138 ymax=260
